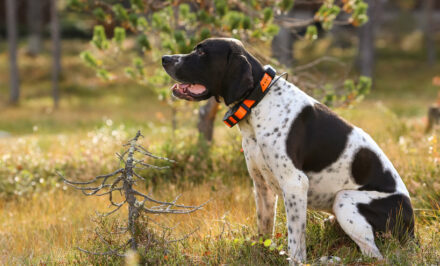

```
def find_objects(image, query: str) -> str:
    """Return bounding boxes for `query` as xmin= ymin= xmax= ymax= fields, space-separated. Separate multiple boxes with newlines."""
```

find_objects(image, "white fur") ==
xmin=237 ymin=77 xmax=410 ymax=262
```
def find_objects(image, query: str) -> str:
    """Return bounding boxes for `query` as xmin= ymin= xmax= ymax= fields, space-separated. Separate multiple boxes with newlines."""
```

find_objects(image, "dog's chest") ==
xmin=239 ymin=80 xmax=311 ymax=195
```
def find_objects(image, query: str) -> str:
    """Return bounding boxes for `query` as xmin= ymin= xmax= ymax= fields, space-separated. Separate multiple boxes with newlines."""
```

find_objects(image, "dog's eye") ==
xmin=197 ymin=49 xmax=205 ymax=56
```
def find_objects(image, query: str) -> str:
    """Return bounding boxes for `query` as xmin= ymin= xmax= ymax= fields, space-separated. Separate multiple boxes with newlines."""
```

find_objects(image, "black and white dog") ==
xmin=162 ymin=38 xmax=414 ymax=262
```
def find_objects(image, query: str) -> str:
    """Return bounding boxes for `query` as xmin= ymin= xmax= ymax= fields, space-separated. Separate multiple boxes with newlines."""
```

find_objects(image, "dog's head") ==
xmin=162 ymin=38 xmax=264 ymax=106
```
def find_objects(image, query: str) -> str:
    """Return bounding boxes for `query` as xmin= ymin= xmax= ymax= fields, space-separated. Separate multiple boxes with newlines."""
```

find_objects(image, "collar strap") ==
xmin=223 ymin=65 xmax=276 ymax=128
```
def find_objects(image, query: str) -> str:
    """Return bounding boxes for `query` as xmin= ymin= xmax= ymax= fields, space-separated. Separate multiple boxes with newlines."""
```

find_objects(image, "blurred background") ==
xmin=0 ymin=0 xmax=440 ymax=264
xmin=0 ymin=0 xmax=438 ymax=137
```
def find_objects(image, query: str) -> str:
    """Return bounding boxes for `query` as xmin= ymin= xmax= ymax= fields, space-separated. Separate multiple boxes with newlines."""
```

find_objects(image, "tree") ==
xmin=27 ymin=0 xmax=44 ymax=56
xmin=198 ymin=98 xmax=219 ymax=141
xmin=61 ymin=130 xmax=206 ymax=254
xmin=357 ymin=0 xmax=383 ymax=79
xmin=70 ymin=0 xmax=370 ymax=140
xmin=6 ymin=0 xmax=20 ymax=105
xmin=271 ymin=26 xmax=295 ymax=67
xmin=424 ymin=0 xmax=436 ymax=66
xmin=51 ymin=0 xmax=61 ymax=108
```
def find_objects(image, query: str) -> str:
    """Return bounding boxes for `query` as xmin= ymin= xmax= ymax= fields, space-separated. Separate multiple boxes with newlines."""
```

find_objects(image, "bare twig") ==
xmin=61 ymin=130 xmax=207 ymax=257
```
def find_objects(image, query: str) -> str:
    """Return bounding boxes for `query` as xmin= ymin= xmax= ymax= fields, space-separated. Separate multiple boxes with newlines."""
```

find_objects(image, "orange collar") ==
xmin=223 ymin=65 xmax=276 ymax=128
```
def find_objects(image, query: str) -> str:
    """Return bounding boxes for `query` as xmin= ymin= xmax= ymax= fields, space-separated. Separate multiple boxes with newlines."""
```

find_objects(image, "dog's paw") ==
xmin=319 ymin=256 xmax=341 ymax=264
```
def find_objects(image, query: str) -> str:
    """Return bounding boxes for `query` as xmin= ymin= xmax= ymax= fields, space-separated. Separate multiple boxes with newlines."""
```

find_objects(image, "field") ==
xmin=0 ymin=40 xmax=440 ymax=265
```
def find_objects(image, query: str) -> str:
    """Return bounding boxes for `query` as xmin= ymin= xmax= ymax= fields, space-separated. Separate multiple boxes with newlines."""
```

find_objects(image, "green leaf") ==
xmin=200 ymin=28 xmax=211 ymax=40
xmin=344 ymin=79 xmax=355 ymax=92
xmin=113 ymin=27 xmax=126 ymax=46
xmin=112 ymin=4 xmax=129 ymax=22
xmin=264 ymin=24 xmax=280 ymax=36
xmin=214 ymin=0 xmax=228 ymax=17
xmin=179 ymin=4 xmax=191 ymax=19
xmin=174 ymin=30 xmax=186 ymax=43
xmin=357 ymin=76 xmax=372 ymax=95
xmin=133 ymin=58 xmax=145 ymax=78
xmin=242 ymin=16 xmax=251 ymax=30
xmin=124 ymin=67 xmax=136 ymax=79
xmin=305 ymin=25 xmax=318 ymax=41
xmin=97 ymin=69 xmax=111 ymax=80
xmin=91 ymin=25 xmax=109 ymax=50
xmin=137 ymin=17 xmax=148 ymax=30
xmin=279 ymin=0 xmax=295 ymax=11
xmin=152 ymin=12 xmax=171 ymax=33
xmin=263 ymin=8 xmax=273 ymax=23
xmin=263 ymin=239 xmax=272 ymax=247
xmin=80 ymin=51 xmax=98 ymax=68
xmin=197 ymin=10 xmax=211 ymax=23
xmin=137 ymin=34 xmax=151 ymax=51
xmin=93 ymin=8 xmax=106 ymax=22
xmin=130 ymin=0 xmax=144 ymax=11
xmin=67 ymin=0 xmax=84 ymax=10
xmin=228 ymin=12 xmax=242 ymax=30
xmin=129 ymin=14 xmax=138 ymax=27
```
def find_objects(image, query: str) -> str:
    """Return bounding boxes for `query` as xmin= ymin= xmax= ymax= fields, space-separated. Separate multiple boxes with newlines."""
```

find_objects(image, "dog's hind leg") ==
xmin=333 ymin=190 xmax=384 ymax=259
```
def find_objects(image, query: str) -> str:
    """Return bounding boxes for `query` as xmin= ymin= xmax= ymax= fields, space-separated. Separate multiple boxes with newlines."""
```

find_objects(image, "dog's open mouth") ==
xmin=171 ymin=83 xmax=209 ymax=101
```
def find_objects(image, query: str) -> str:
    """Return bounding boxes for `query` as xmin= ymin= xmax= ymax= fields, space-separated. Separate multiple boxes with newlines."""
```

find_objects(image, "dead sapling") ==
xmin=59 ymin=130 xmax=208 ymax=257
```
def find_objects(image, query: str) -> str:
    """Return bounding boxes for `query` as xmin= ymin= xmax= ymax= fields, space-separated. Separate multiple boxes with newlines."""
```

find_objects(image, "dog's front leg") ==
xmin=249 ymin=167 xmax=278 ymax=236
xmin=281 ymin=172 xmax=309 ymax=263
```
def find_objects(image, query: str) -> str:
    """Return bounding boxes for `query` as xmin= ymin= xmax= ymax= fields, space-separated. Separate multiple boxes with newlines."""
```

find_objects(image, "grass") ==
xmin=0 ymin=38 xmax=440 ymax=264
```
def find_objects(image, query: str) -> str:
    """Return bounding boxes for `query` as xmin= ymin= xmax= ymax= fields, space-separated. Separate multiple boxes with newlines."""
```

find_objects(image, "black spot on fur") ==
xmin=352 ymin=148 xmax=396 ymax=193
xmin=286 ymin=103 xmax=353 ymax=172
xmin=357 ymin=194 xmax=414 ymax=242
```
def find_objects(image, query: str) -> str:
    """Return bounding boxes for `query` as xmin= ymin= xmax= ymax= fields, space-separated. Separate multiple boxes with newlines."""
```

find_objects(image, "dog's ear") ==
xmin=222 ymin=54 xmax=253 ymax=106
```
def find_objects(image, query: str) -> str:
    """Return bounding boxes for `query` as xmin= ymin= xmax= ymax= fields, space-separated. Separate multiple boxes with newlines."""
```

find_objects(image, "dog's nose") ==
xmin=162 ymin=55 xmax=173 ymax=66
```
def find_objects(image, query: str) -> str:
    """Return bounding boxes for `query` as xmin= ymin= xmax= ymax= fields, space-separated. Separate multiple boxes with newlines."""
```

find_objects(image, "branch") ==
xmin=293 ymin=56 xmax=346 ymax=73
xmin=132 ymin=190 xmax=206 ymax=209
xmin=166 ymin=226 xmax=200 ymax=244
xmin=60 ymin=169 xmax=123 ymax=185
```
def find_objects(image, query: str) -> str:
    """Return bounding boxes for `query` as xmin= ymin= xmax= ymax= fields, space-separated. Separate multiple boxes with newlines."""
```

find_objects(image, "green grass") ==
xmin=0 ymin=39 xmax=440 ymax=264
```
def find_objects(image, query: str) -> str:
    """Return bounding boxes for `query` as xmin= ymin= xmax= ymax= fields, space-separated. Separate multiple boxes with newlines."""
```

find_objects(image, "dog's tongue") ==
xmin=171 ymin=83 xmax=206 ymax=95
xmin=187 ymin=84 xmax=206 ymax=94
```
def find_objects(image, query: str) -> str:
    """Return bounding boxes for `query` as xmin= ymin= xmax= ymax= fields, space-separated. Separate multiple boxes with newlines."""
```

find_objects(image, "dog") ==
xmin=162 ymin=38 xmax=414 ymax=263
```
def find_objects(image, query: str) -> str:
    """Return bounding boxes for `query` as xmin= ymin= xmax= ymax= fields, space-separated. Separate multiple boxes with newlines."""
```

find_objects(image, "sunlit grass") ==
xmin=0 ymin=39 xmax=440 ymax=264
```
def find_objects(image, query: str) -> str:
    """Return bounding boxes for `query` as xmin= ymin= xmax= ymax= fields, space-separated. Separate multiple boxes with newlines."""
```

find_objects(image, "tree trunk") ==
xmin=51 ymin=0 xmax=61 ymax=108
xmin=426 ymin=105 xmax=440 ymax=132
xmin=271 ymin=6 xmax=297 ymax=67
xmin=424 ymin=0 xmax=436 ymax=66
xmin=6 ymin=0 xmax=20 ymax=104
xmin=27 ymin=0 xmax=44 ymax=56
xmin=197 ymin=98 xmax=219 ymax=141
xmin=271 ymin=27 xmax=295 ymax=67
xmin=357 ymin=0 xmax=382 ymax=79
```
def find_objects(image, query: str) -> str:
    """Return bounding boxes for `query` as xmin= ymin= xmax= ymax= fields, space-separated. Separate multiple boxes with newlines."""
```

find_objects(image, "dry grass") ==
xmin=0 ymin=39 xmax=440 ymax=264
xmin=1 ymin=101 xmax=440 ymax=264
